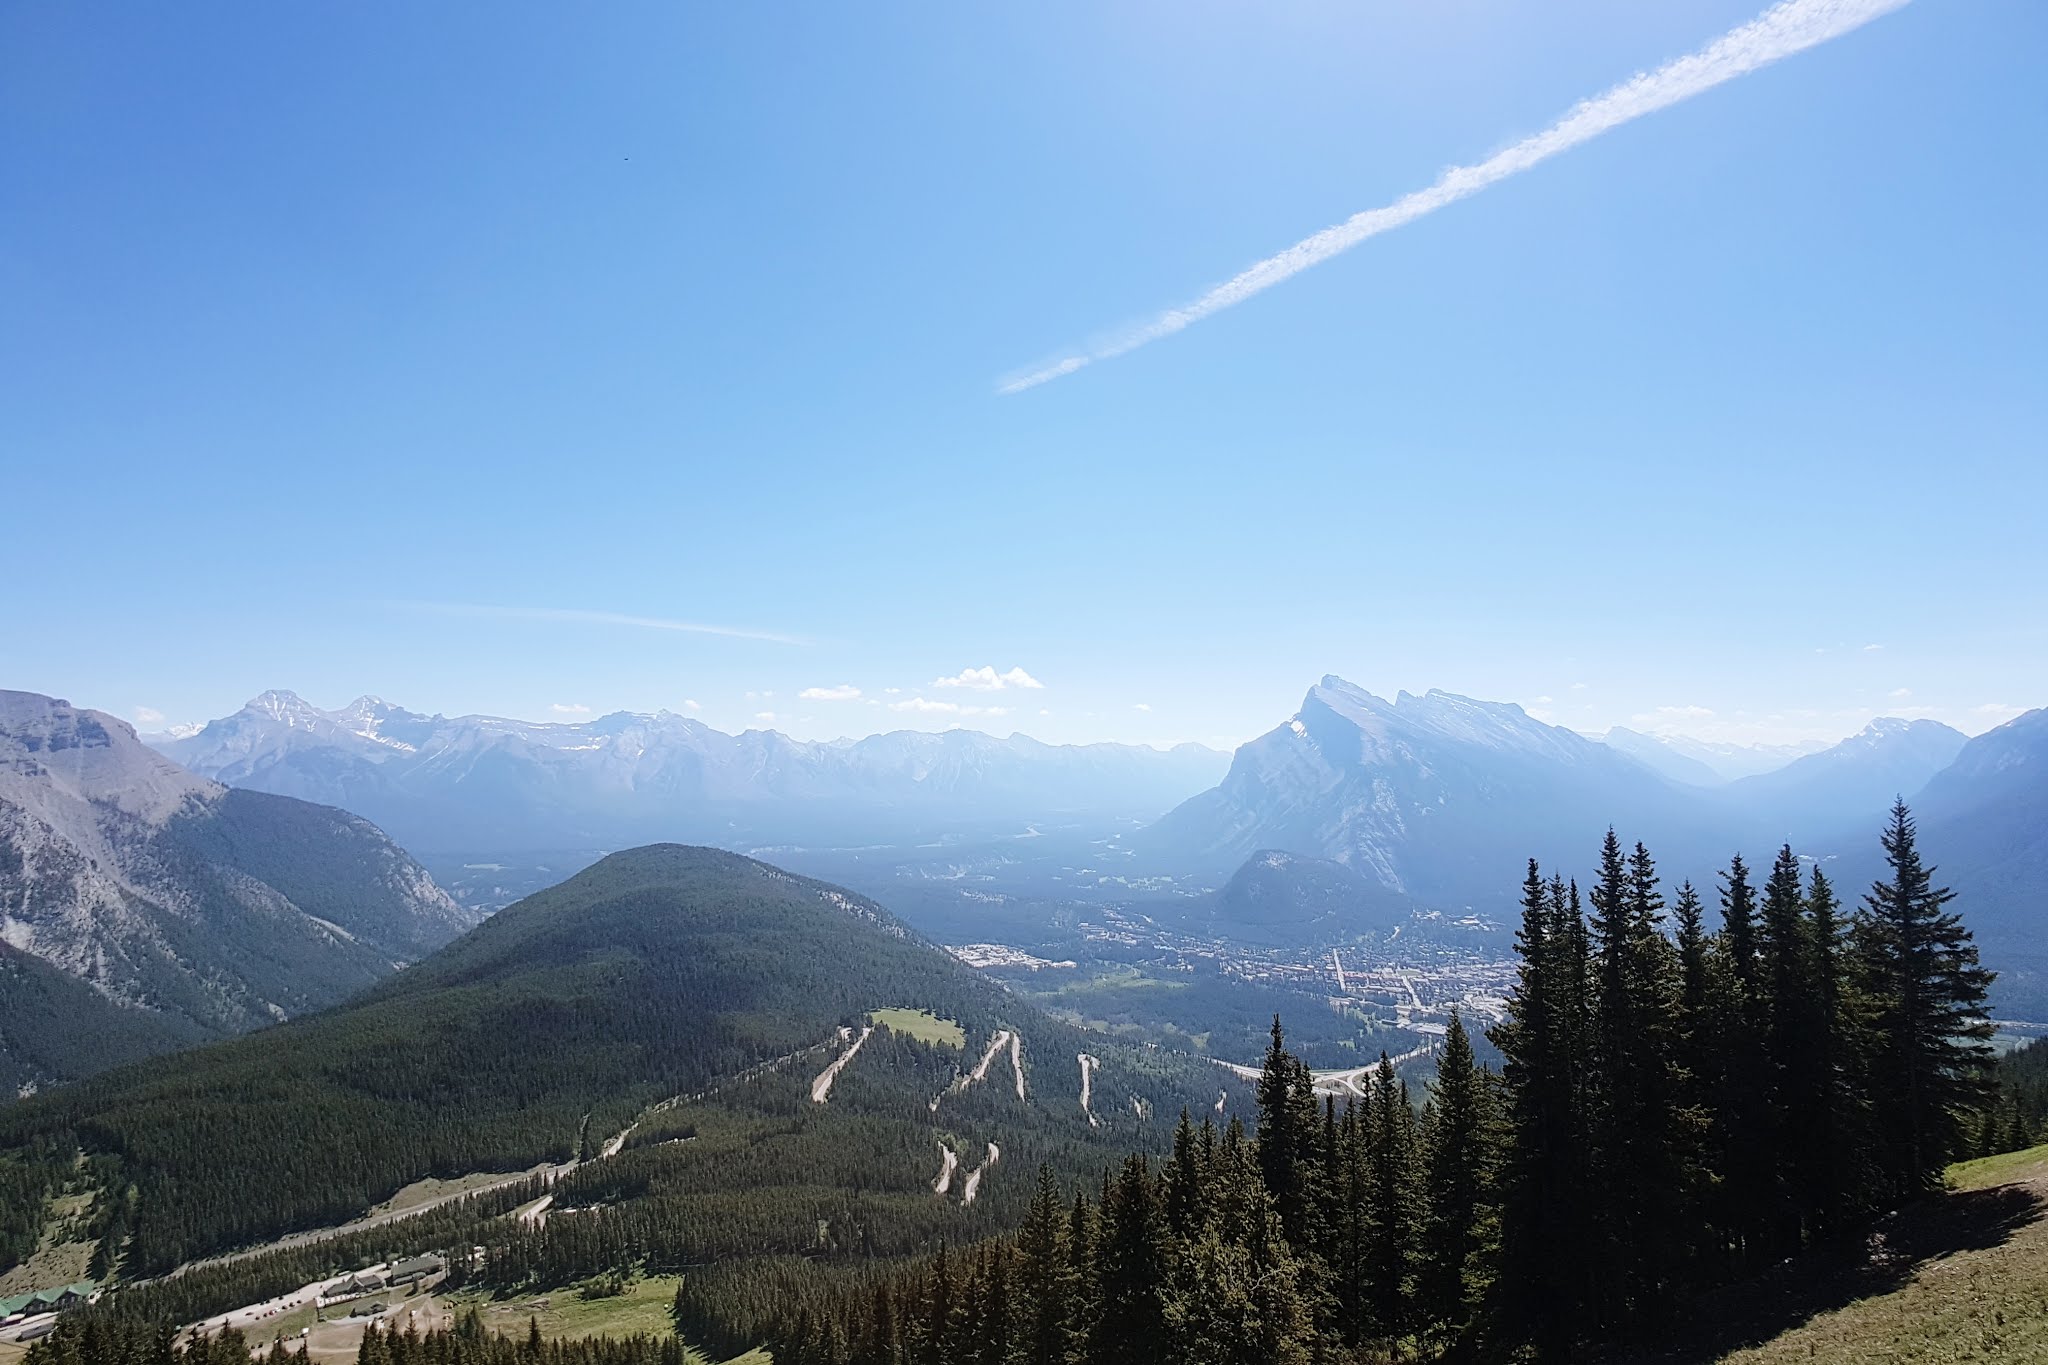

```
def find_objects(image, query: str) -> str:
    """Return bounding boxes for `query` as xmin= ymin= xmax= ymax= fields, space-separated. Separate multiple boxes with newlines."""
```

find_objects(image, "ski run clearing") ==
xmin=932 ymin=1141 xmax=960 ymax=1196
xmin=810 ymin=1025 xmax=874 ymax=1104
xmin=1213 ymin=1040 xmax=1436 ymax=1098
xmin=1077 ymin=1053 xmax=1101 ymax=1127
xmin=960 ymin=1142 xmax=1001 ymax=1206
xmin=933 ymin=1028 xmax=1026 ymax=1111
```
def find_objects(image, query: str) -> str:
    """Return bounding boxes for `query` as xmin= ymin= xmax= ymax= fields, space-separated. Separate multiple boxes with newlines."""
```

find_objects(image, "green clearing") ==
xmin=1949 ymin=1141 xmax=2048 ymax=1192
xmin=446 ymin=1277 xmax=767 ymax=1364
xmin=0 ymin=1191 xmax=98 ymax=1296
xmin=365 ymin=1167 xmax=551 ymax=1220
xmin=450 ymin=1275 xmax=680 ymax=1342
xmin=867 ymin=1007 xmax=964 ymax=1048
xmin=1705 ymin=1148 xmax=2048 ymax=1363
xmin=1044 ymin=966 xmax=1187 ymax=997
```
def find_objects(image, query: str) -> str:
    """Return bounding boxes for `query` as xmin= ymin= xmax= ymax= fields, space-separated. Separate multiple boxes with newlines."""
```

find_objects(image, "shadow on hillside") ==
xmin=1621 ymin=1179 xmax=2047 ymax=1363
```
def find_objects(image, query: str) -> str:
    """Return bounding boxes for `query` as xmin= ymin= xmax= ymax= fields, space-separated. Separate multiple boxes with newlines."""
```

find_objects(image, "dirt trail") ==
xmin=1007 ymin=1032 xmax=1026 ymax=1100
xmin=932 ymin=1141 xmax=960 ymax=1196
xmin=811 ymin=1025 xmax=875 ymax=1104
xmin=934 ymin=1029 xmax=1019 ymax=1111
xmin=173 ymin=1162 xmax=569 ymax=1276
xmin=960 ymin=1142 xmax=1001 ymax=1206
xmin=1214 ymin=1040 xmax=1436 ymax=1099
xmin=1077 ymin=1054 xmax=1100 ymax=1127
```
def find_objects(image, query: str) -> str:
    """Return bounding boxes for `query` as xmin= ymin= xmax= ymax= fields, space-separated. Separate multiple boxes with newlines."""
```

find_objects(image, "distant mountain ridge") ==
xmin=151 ymin=691 xmax=1230 ymax=854
xmin=1140 ymin=677 xmax=1722 ymax=909
xmin=0 ymin=690 xmax=477 ymax=1090
xmin=1598 ymin=728 xmax=1831 ymax=784
xmin=1138 ymin=677 xmax=2034 ymax=937
xmin=1725 ymin=716 xmax=1968 ymax=834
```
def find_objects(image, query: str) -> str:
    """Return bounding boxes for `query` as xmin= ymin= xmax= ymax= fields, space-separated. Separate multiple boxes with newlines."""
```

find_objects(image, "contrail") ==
xmin=999 ymin=0 xmax=1912 ymax=394
xmin=391 ymin=602 xmax=808 ymax=645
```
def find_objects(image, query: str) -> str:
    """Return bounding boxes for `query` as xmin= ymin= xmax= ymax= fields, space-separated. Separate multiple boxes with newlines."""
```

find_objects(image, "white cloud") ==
xmin=933 ymin=666 xmax=1045 ymax=692
xmin=1570 ymin=682 xmax=1589 ymax=691
xmin=1533 ymin=695 xmax=1554 ymax=705
xmin=1974 ymin=702 xmax=2028 ymax=726
xmin=1863 ymin=643 xmax=1885 ymax=652
xmin=998 ymin=0 xmax=1912 ymax=392
xmin=132 ymin=706 xmax=166 ymax=726
xmin=1888 ymin=687 xmax=1913 ymax=700
xmin=680 ymin=699 xmax=701 ymax=712
xmin=1134 ymin=702 xmax=1152 ymax=712
xmin=754 ymin=711 xmax=777 ymax=723
xmin=799 ymin=684 xmax=862 ymax=701
xmin=884 ymin=687 xmax=902 ymax=695
xmin=550 ymin=702 xmax=591 ymax=715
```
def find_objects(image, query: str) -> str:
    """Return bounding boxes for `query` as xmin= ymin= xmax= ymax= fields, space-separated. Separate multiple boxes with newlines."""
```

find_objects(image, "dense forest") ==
xmin=725 ymin=802 xmax=1997 ymax=1363
xmin=24 ymin=1312 xmax=692 ymax=1365
xmin=1974 ymin=1033 xmax=2048 ymax=1156
xmin=0 ymin=847 xmax=1144 ymax=1276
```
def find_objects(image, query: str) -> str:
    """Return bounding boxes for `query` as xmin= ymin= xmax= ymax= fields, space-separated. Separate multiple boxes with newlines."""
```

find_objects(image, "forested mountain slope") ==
xmin=0 ymin=691 xmax=474 ymax=1087
xmin=0 ymin=845 xmax=1239 ymax=1280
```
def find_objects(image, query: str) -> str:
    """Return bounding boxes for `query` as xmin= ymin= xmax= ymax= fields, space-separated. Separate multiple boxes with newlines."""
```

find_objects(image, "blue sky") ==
xmin=3 ymin=0 xmax=2042 ymax=750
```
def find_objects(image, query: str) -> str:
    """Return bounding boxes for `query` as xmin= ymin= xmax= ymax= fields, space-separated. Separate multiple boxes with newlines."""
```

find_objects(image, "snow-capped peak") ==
xmin=246 ymin=689 xmax=323 ymax=725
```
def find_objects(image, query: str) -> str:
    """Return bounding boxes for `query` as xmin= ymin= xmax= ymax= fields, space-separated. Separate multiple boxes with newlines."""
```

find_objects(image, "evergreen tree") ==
xmin=1800 ymin=866 xmax=1868 ymax=1239
xmin=1419 ymin=1011 xmax=1494 ymax=1357
xmin=1669 ymin=879 xmax=1728 ymax=1272
xmin=1492 ymin=860 xmax=1580 ymax=1363
xmin=1163 ymin=1111 xmax=1204 ymax=1242
xmin=1853 ymin=801 xmax=1996 ymax=1200
xmin=1089 ymin=1156 xmax=1167 ymax=1365
xmin=1717 ymin=851 xmax=1776 ymax=1270
xmin=1365 ymin=1053 xmax=1418 ymax=1346
xmin=1255 ymin=1017 xmax=1320 ymax=1252
xmin=1014 ymin=1166 xmax=1078 ymax=1365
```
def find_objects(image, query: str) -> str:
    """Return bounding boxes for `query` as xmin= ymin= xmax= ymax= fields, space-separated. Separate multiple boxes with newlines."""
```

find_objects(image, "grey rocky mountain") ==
xmin=1138 ymin=677 xmax=2021 ymax=936
xmin=1139 ymin=677 xmax=1728 ymax=912
xmin=0 ymin=690 xmax=476 ymax=1088
xmin=1723 ymin=716 xmax=1968 ymax=838
xmin=150 ymin=691 xmax=1230 ymax=854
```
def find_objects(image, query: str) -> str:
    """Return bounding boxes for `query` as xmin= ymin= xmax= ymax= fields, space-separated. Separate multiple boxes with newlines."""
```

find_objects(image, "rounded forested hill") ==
xmin=0 ymin=845 xmax=1058 ymax=1275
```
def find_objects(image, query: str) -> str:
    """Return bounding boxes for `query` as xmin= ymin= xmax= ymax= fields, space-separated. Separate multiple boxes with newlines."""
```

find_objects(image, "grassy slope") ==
xmin=450 ymin=1279 xmax=768 ymax=1365
xmin=867 ymin=1008 xmax=964 ymax=1049
xmin=1678 ymin=1145 xmax=2048 ymax=1364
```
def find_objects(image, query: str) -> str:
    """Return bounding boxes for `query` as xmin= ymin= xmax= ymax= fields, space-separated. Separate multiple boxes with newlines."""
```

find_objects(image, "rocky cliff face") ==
xmin=0 ymin=690 xmax=476 ymax=1085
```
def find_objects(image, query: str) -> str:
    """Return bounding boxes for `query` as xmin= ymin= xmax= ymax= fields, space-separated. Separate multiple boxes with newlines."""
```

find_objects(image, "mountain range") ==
xmin=1599 ymin=727 xmax=1832 ymax=785
xmin=149 ymin=691 xmax=1231 ymax=855
xmin=0 ymin=690 xmax=477 ymax=1091
xmin=134 ymin=681 xmax=2027 ymax=982
xmin=1141 ymin=677 xmax=2018 ymax=956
